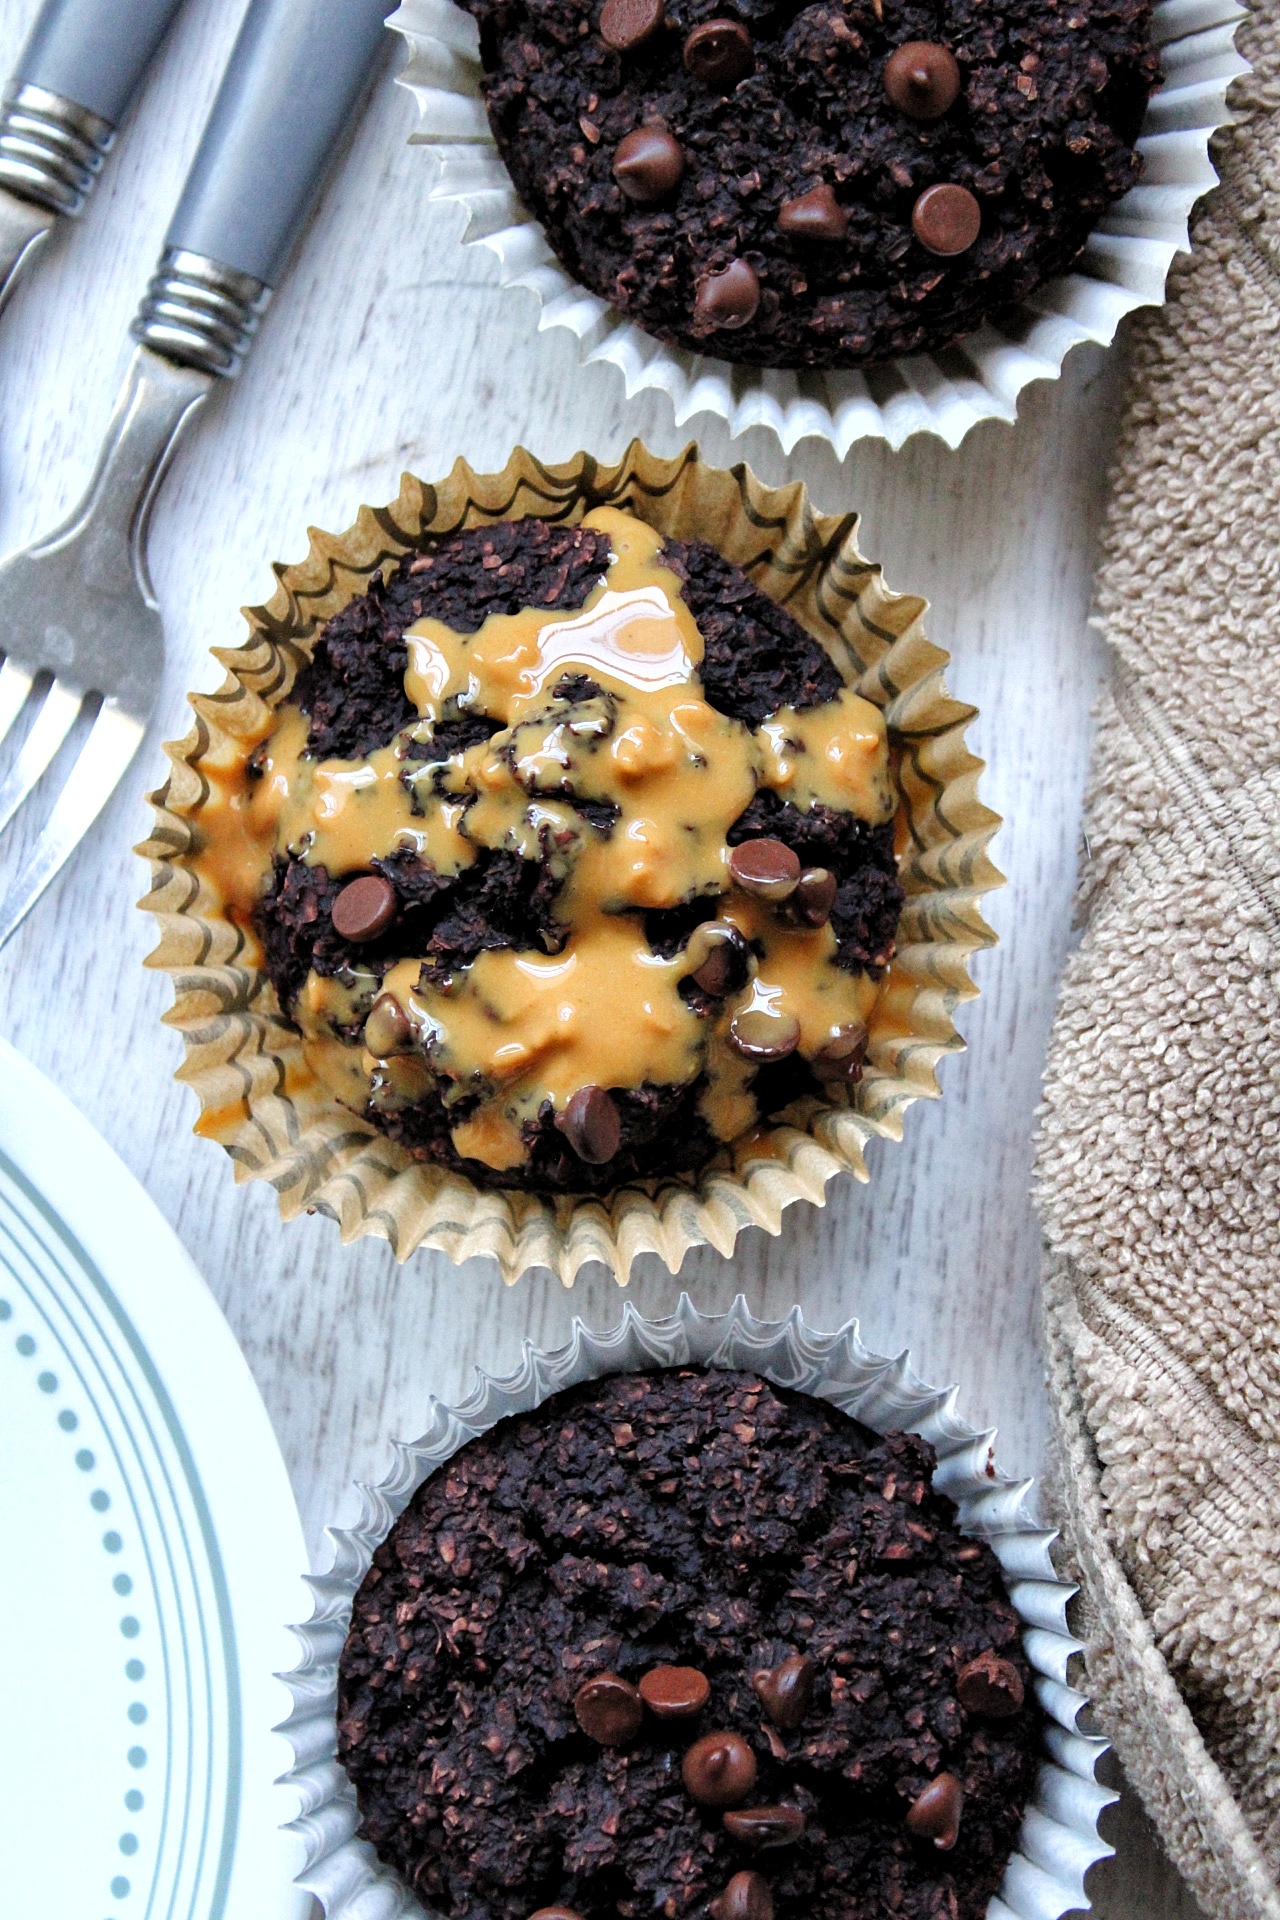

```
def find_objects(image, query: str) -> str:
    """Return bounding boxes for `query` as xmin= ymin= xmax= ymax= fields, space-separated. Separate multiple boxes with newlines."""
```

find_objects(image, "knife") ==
xmin=0 ymin=0 xmax=188 ymax=314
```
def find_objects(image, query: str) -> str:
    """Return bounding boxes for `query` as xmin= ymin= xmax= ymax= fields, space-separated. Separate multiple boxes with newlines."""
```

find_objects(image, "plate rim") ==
xmin=0 ymin=1034 xmax=311 ymax=1920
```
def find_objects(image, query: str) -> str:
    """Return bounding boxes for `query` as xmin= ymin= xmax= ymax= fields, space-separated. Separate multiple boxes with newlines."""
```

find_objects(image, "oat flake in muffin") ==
xmin=192 ymin=506 xmax=905 ymax=1195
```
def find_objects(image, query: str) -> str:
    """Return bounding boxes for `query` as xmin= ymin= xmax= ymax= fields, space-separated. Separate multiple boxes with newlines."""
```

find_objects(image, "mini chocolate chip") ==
xmin=683 ymin=18 xmax=754 ymax=88
xmin=682 ymin=1730 xmax=758 ymax=1808
xmin=751 ymin=1654 xmax=816 ymax=1731
xmin=599 ymin=0 xmax=664 ymax=52
xmin=709 ymin=1872 xmax=773 ymax=1920
xmin=557 ymin=1086 xmax=622 ymax=1164
xmin=912 ymin=183 xmax=981 ymax=257
xmin=639 ymin=1664 xmax=710 ymax=1719
xmin=331 ymin=874 xmax=397 ymax=943
xmin=364 ymin=993 xmax=412 ymax=1059
xmin=884 ymin=41 xmax=962 ymax=119
xmin=778 ymin=183 xmax=848 ymax=242
xmin=955 ymin=1650 xmax=1025 ymax=1718
xmin=684 ymin=920 xmax=753 ymax=997
xmin=811 ymin=1020 xmax=868 ymax=1085
xmin=694 ymin=258 xmax=760 ymax=330
xmin=574 ymin=1673 xmax=643 ymax=1745
xmin=729 ymin=837 xmax=801 ymax=900
xmin=613 ymin=126 xmax=685 ymax=203
xmin=905 ymin=1772 xmax=964 ymax=1850
xmin=729 ymin=1009 xmax=801 ymax=1062
xmin=789 ymin=867 xmax=837 ymax=926
xmin=693 ymin=950 xmax=739 ymax=995
xmin=723 ymin=1806 xmax=806 ymax=1849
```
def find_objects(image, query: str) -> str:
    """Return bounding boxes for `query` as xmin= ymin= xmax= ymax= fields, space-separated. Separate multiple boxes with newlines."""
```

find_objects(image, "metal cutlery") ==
xmin=0 ymin=0 xmax=392 ymax=952
xmin=0 ymin=0 xmax=187 ymax=314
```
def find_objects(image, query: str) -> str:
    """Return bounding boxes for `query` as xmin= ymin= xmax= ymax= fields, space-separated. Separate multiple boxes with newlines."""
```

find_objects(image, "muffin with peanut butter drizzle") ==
xmin=194 ymin=505 xmax=903 ymax=1194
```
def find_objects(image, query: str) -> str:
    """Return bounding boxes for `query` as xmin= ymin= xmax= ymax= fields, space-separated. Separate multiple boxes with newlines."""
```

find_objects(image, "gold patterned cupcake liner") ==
xmin=138 ymin=441 xmax=1001 ymax=1284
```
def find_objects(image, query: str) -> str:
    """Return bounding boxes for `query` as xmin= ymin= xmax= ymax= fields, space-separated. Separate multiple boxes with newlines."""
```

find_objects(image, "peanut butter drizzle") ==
xmin=189 ymin=506 xmax=899 ymax=1172
xmin=757 ymin=687 xmax=896 ymax=820
xmin=192 ymin=702 xmax=474 ymax=941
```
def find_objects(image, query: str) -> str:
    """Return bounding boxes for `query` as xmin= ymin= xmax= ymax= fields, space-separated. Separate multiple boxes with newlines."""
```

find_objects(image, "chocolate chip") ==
xmin=884 ymin=41 xmax=962 ymax=120
xmin=729 ymin=837 xmax=801 ymax=900
xmin=911 ymin=183 xmax=981 ymax=257
xmin=709 ymin=1871 xmax=773 ymax=1920
xmin=750 ymin=1654 xmax=816 ymax=1731
xmin=557 ymin=1086 xmax=622 ymax=1164
xmin=693 ymin=259 xmax=760 ymax=330
xmin=723 ymin=1806 xmax=806 ymax=1848
xmin=683 ymin=920 xmax=753 ymax=997
xmin=613 ymin=126 xmax=685 ymax=203
xmin=955 ymin=1650 xmax=1025 ymax=1718
xmin=364 ymin=993 xmax=412 ymax=1059
xmin=682 ymin=18 xmax=753 ymax=89
xmin=681 ymin=1730 xmax=758 ymax=1807
xmin=599 ymin=0 xmax=664 ymax=52
xmin=331 ymin=874 xmax=397 ymax=943
xmin=778 ymin=183 xmax=848 ymax=242
xmin=811 ymin=1021 xmax=868 ymax=1085
xmin=574 ymin=1673 xmax=643 ymax=1745
xmin=788 ymin=867 xmax=837 ymax=926
xmin=905 ymin=1772 xmax=964 ymax=1850
xmin=639 ymin=1664 xmax=710 ymax=1719
xmin=729 ymin=1009 xmax=801 ymax=1062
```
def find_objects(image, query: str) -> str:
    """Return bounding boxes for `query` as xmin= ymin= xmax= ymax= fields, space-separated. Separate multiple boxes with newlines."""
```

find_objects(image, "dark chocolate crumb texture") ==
xmin=337 ymin=1369 xmax=1039 ymax=1920
xmin=461 ymin=0 xmax=1161 ymax=368
xmin=194 ymin=509 xmax=904 ymax=1194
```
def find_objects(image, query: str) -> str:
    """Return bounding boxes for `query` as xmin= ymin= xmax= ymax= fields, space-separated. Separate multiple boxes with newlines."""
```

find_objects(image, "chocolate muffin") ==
xmin=194 ymin=506 xmax=904 ymax=1196
xmin=460 ymin=0 xmax=1161 ymax=369
xmin=337 ymin=1368 xmax=1039 ymax=1920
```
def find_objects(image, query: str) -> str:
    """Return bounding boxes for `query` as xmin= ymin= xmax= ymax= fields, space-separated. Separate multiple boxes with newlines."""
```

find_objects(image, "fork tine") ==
xmin=0 ymin=678 xmax=83 ymax=837
xmin=0 ymin=703 xmax=145 ymax=952
xmin=0 ymin=659 xmax=35 ymax=751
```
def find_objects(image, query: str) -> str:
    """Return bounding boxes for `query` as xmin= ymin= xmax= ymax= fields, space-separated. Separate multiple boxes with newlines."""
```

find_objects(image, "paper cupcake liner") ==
xmin=389 ymin=0 xmax=1248 ymax=456
xmin=277 ymin=1293 xmax=1115 ymax=1920
xmin=138 ymin=441 xmax=1000 ymax=1285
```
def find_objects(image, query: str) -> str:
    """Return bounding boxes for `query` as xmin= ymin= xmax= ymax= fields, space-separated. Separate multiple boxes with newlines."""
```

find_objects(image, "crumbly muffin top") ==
xmin=337 ymin=1368 xmax=1038 ymax=1920
xmin=193 ymin=508 xmax=904 ymax=1193
xmin=463 ymin=0 xmax=1160 ymax=368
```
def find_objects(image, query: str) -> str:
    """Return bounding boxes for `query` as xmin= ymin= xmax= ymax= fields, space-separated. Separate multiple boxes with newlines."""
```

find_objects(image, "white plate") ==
xmin=0 ymin=1036 xmax=311 ymax=1920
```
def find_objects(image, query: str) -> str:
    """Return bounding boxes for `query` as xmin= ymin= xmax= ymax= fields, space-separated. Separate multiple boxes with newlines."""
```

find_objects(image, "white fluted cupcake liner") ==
xmin=278 ymin=1295 xmax=1115 ymax=1920
xmin=389 ymin=0 xmax=1248 ymax=455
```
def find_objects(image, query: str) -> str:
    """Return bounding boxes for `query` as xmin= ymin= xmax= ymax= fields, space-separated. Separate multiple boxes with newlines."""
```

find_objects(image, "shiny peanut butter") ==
xmin=192 ymin=507 xmax=897 ymax=1174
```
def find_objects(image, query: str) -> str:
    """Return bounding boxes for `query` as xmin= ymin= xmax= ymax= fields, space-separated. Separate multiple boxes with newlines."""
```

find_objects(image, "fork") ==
xmin=0 ymin=0 xmax=188 ymax=317
xmin=0 ymin=0 xmax=393 ymax=952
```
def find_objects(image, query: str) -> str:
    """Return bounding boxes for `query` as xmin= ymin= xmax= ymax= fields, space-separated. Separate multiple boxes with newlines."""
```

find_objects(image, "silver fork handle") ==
xmin=130 ymin=0 xmax=390 ymax=382
xmin=0 ymin=0 xmax=188 ymax=319
xmin=0 ymin=0 xmax=186 ymax=217
xmin=133 ymin=250 xmax=270 ymax=381
xmin=0 ymin=85 xmax=111 ymax=221
xmin=30 ymin=348 xmax=209 ymax=635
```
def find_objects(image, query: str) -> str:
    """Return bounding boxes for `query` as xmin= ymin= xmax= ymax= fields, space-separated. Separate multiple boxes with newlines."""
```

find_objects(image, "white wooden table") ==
xmin=0 ymin=1 xmax=1203 ymax=1912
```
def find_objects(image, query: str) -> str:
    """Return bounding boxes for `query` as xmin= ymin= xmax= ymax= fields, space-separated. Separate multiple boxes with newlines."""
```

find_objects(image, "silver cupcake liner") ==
xmin=278 ymin=1296 xmax=1114 ymax=1920
xmin=389 ymin=0 xmax=1249 ymax=454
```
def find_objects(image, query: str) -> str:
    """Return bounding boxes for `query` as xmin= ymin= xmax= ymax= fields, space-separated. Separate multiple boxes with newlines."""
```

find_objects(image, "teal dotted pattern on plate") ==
xmin=4 ymin=1300 xmax=151 ymax=1911
xmin=0 ymin=1145 xmax=242 ymax=1920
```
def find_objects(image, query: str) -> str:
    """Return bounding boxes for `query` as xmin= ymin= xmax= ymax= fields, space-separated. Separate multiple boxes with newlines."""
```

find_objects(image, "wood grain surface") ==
xmin=0 ymin=0 xmax=1203 ymax=1911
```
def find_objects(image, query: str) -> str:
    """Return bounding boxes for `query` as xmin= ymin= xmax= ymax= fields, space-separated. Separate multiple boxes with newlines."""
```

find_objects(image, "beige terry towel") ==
xmin=1033 ymin=6 xmax=1280 ymax=1916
